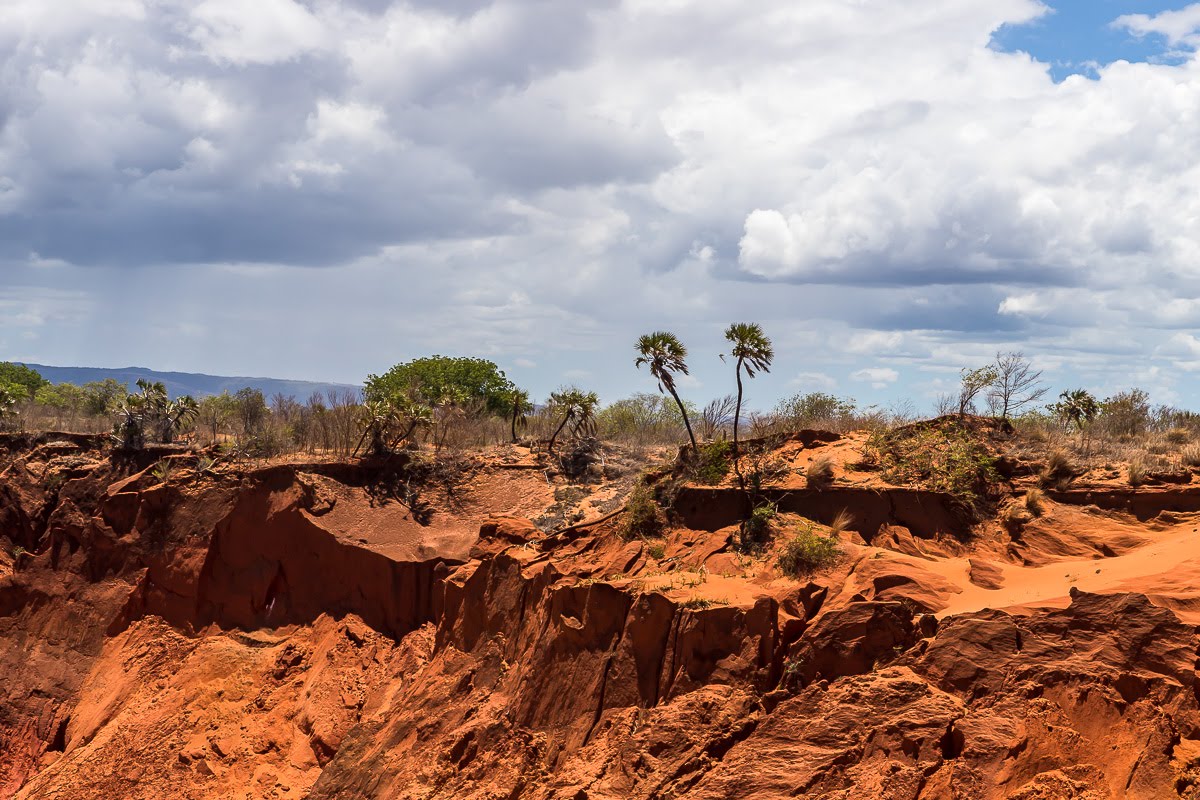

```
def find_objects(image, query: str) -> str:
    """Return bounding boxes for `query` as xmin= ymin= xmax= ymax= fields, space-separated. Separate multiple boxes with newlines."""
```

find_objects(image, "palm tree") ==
xmin=546 ymin=388 xmax=599 ymax=454
xmin=635 ymin=331 xmax=698 ymax=454
xmin=509 ymin=388 xmax=533 ymax=443
xmin=723 ymin=323 xmax=774 ymax=486
xmin=160 ymin=395 xmax=199 ymax=443
xmin=1052 ymin=389 xmax=1099 ymax=431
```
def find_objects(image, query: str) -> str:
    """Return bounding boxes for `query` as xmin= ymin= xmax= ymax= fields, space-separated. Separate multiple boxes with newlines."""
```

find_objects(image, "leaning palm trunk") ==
xmin=666 ymin=384 xmax=698 ymax=456
xmin=732 ymin=357 xmax=746 ymax=489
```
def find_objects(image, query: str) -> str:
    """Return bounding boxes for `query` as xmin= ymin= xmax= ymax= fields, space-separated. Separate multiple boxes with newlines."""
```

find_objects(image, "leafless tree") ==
xmin=697 ymin=395 xmax=737 ymax=440
xmin=987 ymin=351 xmax=1047 ymax=420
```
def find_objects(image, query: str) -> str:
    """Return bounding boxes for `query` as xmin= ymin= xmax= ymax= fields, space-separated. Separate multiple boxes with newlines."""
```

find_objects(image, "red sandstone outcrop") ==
xmin=4 ymin=433 xmax=1200 ymax=798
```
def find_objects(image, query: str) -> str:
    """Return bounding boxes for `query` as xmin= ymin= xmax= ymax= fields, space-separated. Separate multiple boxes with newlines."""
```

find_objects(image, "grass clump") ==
xmin=1024 ymin=487 xmax=1046 ymax=517
xmin=690 ymin=440 xmax=732 ymax=485
xmin=805 ymin=455 xmax=835 ymax=489
xmin=736 ymin=501 xmax=778 ymax=553
xmin=619 ymin=480 xmax=666 ymax=540
xmin=777 ymin=522 xmax=841 ymax=578
xmin=828 ymin=509 xmax=854 ymax=536
xmin=1183 ymin=446 xmax=1200 ymax=468
xmin=1128 ymin=458 xmax=1148 ymax=487
xmin=645 ymin=541 xmax=666 ymax=560
xmin=1039 ymin=449 xmax=1076 ymax=490
xmin=865 ymin=420 xmax=999 ymax=518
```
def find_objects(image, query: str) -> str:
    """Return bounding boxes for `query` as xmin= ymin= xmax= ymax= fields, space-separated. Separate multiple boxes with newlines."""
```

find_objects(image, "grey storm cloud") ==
xmin=5 ymin=0 xmax=1200 ymax=410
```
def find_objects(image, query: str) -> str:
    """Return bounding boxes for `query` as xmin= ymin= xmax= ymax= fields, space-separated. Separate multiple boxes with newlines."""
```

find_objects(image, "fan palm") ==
xmin=723 ymin=322 xmax=774 ymax=486
xmin=634 ymin=331 xmax=698 ymax=454
xmin=547 ymin=388 xmax=599 ymax=454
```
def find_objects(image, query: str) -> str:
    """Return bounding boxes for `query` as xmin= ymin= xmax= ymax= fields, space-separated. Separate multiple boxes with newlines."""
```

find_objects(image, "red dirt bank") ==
xmin=2 ymin=432 xmax=1200 ymax=799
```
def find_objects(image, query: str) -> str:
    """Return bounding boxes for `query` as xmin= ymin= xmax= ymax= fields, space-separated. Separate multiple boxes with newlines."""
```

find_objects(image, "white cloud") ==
xmin=3 ymin=0 xmax=1200 ymax=406
xmin=851 ymin=367 xmax=900 ymax=389
xmin=1113 ymin=5 xmax=1200 ymax=47
xmin=187 ymin=0 xmax=329 ymax=66
xmin=788 ymin=371 xmax=837 ymax=392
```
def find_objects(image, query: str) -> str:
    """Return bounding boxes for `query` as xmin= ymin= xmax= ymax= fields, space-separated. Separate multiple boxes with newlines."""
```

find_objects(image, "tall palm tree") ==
xmin=723 ymin=322 xmax=774 ymax=485
xmin=635 ymin=331 xmax=698 ymax=454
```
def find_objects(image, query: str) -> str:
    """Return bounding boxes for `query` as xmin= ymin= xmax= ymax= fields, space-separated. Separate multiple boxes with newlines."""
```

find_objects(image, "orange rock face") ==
xmin=3 ymin=433 xmax=1200 ymax=799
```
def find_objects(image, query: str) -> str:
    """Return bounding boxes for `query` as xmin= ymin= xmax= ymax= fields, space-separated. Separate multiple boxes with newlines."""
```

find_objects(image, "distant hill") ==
xmin=19 ymin=363 xmax=361 ymax=401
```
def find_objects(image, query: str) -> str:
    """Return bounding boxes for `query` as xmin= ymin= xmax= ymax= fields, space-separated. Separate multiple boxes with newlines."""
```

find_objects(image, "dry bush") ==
xmin=806 ymin=455 xmax=835 ymax=489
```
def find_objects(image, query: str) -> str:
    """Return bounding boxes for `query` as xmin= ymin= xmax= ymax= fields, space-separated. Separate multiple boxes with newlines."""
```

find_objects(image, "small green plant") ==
xmin=736 ymin=501 xmax=778 ymax=553
xmin=776 ymin=523 xmax=841 ymax=578
xmin=11 ymin=545 xmax=27 ymax=559
xmin=690 ymin=440 xmax=731 ymax=485
xmin=150 ymin=460 xmax=174 ymax=484
xmin=646 ymin=541 xmax=666 ymax=560
xmin=619 ymin=481 xmax=666 ymax=540
xmin=680 ymin=597 xmax=713 ymax=610
xmin=806 ymin=455 xmax=834 ymax=489
xmin=196 ymin=455 xmax=218 ymax=475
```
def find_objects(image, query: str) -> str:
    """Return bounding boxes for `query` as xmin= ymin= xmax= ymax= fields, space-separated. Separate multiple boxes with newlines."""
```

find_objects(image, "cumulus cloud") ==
xmin=1113 ymin=4 xmax=1200 ymax=48
xmin=3 ymin=0 xmax=1200 ymax=408
xmin=851 ymin=367 xmax=900 ymax=389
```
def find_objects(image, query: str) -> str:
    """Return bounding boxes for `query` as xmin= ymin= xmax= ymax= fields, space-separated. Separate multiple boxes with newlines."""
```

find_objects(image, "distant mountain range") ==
xmin=20 ymin=363 xmax=361 ymax=401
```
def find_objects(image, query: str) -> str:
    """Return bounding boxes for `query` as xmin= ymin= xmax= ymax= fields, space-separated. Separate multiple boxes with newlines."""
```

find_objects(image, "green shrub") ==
xmin=690 ymin=440 xmax=731 ymax=485
xmin=866 ymin=420 xmax=998 ymax=518
xmin=619 ymin=481 xmax=665 ymax=540
xmin=150 ymin=460 xmax=174 ymax=484
xmin=736 ymin=501 xmax=777 ymax=553
xmin=776 ymin=523 xmax=841 ymax=578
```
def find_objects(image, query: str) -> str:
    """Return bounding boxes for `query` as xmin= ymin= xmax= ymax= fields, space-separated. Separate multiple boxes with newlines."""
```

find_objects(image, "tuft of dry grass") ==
xmin=1040 ymin=449 xmax=1075 ymax=489
xmin=1127 ymin=458 xmax=1148 ymax=487
xmin=1024 ymin=487 xmax=1046 ymax=517
xmin=1166 ymin=428 xmax=1192 ymax=445
xmin=805 ymin=454 xmax=835 ymax=489
xmin=1000 ymin=501 xmax=1032 ymax=531
xmin=1182 ymin=445 xmax=1200 ymax=468
xmin=828 ymin=509 xmax=854 ymax=536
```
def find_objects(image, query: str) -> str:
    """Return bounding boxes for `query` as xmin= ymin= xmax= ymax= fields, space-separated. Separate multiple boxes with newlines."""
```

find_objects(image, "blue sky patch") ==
xmin=992 ymin=1 xmax=1199 ymax=80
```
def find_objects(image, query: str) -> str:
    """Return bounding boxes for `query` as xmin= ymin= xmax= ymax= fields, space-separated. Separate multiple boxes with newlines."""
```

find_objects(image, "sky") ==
xmin=4 ymin=1 xmax=1200 ymax=413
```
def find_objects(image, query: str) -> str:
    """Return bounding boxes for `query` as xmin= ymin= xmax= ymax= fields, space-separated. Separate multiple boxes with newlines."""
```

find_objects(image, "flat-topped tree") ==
xmin=365 ymin=355 xmax=516 ymax=415
xmin=723 ymin=322 xmax=774 ymax=487
xmin=635 ymin=331 xmax=698 ymax=455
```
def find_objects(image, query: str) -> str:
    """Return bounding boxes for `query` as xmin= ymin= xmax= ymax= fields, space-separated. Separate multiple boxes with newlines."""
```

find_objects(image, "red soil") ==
xmin=3 ymin=430 xmax=1200 ymax=798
